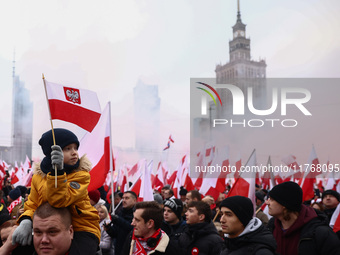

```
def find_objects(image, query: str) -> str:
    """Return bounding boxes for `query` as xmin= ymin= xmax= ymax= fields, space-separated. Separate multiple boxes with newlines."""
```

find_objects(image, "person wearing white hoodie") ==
xmin=219 ymin=196 xmax=276 ymax=255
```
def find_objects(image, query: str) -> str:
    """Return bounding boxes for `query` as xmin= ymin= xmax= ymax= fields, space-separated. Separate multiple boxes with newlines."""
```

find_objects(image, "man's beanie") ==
xmin=154 ymin=193 xmax=163 ymax=205
xmin=179 ymin=186 xmax=188 ymax=196
xmin=39 ymin=128 xmax=79 ymax=156
xmin=163 ymin=198 xmax=183 ymax=220
xmin=255 ymin=191 xmax=265 ymax=202
xmin=269 ymin=181 xmax=302 ymax=212
xmin=88 ymin=190 xmax=101 ymax=204
xmin=9 ymin=187 xmax=21 ymax=201
xmin=220 ymin=196 xmax=253 ymax=227
xmin=322 ymin=190 xmax=340 ymax=202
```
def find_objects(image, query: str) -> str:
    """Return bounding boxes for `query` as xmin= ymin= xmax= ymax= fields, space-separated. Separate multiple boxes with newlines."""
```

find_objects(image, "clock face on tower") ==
xmin=234 ymin=30 xmax=245 ymax=38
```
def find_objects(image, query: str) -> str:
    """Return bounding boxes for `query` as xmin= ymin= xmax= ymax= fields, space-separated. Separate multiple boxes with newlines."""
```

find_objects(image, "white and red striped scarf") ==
xmin=132 ymin=229 xmax=163 ymax=255
xmin=8 ymin=196 xmax=22 ymax=214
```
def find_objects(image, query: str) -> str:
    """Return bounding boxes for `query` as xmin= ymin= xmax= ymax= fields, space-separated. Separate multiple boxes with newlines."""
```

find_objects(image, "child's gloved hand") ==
xmin=12 ymin=219 xmax=32 ymax=246
xmin=51 ymin=145 xmax=64 ymax=170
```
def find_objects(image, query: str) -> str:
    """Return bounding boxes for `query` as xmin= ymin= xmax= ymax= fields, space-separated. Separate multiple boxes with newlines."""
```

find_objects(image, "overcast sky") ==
xmin=0 ymin=0 xmax=339 ymax=168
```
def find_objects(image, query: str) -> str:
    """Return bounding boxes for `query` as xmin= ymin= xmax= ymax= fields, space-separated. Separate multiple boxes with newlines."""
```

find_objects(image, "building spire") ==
xmin=237 ymin=0 xmax=241 ymax=22
xmin=12 ymin=49 xmax=16 ymax=78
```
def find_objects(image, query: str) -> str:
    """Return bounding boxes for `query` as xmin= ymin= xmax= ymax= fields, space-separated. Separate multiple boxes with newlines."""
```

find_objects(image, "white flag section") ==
xmin=139 ymin=160 xmax=154 ymax=202
xmin=79 ymin=103 xmax=112 ymax=191
xmin=45 ymin=80 xmax=101 ymax=132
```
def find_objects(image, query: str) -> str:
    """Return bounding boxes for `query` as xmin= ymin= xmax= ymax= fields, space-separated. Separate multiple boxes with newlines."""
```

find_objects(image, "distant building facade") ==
xmin=0 ymin=59 xmax=33 ymax=165
xmin=133 ymin=80 xmax=160 ymax=152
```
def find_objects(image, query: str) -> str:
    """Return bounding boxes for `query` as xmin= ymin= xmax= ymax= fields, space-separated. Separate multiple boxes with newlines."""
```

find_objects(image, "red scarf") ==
xmin=132 ymin=229 xmax=162 ymax=255
xmin=8 ymin=196 xmax=22 ymax=214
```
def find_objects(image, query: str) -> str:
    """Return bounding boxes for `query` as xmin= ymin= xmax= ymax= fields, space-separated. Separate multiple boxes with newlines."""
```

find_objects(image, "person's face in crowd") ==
xmin=312 ymin=203 xmax=322 ymax=211
xmin=163 ymin=207 xmax=179 ymax=225
xmin=0 ymin=226 xmax=15 ymax=244
xmin=131 ymin=209 xmax=153 ymax=238
xmin=185 ymin=192 xmax=193 ymax=205
xmin=220 ymin=207 xmax=244 ymax=238
xmin=217 ymin=193 xmax=225 ymax=204
xmin=185 ymin=206 xmax=204 ymax=225
xmin=114 ymin=195 xmax=122 ymax=206
xmin=322 ymin=195 xmax=339 ymax=209
xmin=265 ymin=197 xmax=285 ymax=217
xmin=97 ymin=207 xmax=107 ymax=222
xmin=163 ymin=190 xmax=172 ymax=199
xmin=33 ymin=214 xmax=74 ymax=255
xmin=122 ymin=193 xmax=136 ymax=209
xmin=62 ymin=143 xmax=79 ymax=166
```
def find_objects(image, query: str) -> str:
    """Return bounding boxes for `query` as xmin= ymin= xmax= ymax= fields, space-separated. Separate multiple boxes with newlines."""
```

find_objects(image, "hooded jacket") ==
xmin=268 ymin=204 xmax=340 ymax=255
xmin=178 ymin=221 xmax=223 ymax=255
xmin=221 ymin=218 xmax=276 ymax=255
xmin=19 ymin=155 xmax=101 ymax=241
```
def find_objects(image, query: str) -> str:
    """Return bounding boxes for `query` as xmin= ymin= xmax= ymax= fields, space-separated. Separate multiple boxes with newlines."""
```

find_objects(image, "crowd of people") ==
xmin=0 ymin=128 xmax=340 ymax=254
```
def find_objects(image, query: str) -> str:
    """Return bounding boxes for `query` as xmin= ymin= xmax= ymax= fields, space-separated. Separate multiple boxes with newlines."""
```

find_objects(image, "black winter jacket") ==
xmin=221 ymin=218 xmax=276 ymax=255
xmin=105 ymin=207 xmax=134 ymax=255
xmin=178 ymin=221 xmax=223 ymax=255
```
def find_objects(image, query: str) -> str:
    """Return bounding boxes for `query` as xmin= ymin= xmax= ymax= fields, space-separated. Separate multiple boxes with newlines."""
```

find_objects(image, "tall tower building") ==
xmin=133 ymin=80 xmax=160 ymax=152
xmin=11 ymin=56 xmax=33 ymax=164
xmin=214 ymin=0 xmax=267 ymax=118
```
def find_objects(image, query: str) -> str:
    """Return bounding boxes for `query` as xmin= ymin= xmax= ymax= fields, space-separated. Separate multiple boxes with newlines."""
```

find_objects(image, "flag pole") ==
xmin=42 ymin=74 xmax=58 ymax=188
xmin=108 ymin=102 xmax=115 ymax=215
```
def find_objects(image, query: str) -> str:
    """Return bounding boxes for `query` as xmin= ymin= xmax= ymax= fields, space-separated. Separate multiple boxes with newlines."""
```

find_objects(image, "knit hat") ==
xmin=39 ymin=128 xmax=80 ymax=174
xmin=322 ymin=190 xmax=340 ymax=202
xmin=39 ymin=128 xmax=79 ymax=156
xmin=255 ymin=191 xmax=265 ymax=202
xmin=17 ymin=185 xmax=27 ymax=198
xmin=9 ymin=187 xmax=21 ymax=201
xmin=220 ymin=196 xmax=254 ymax=227
xmin=179 ymin=186 xmax=188 ymax=196
xmin=269 ymin=181 xmax=302 ymax=212
xmin=154 ymin=193 xmax=163 ymax=205
xmin=163 ymin=198 xmax=183 ymax=220
xmin=88 ymin=190 xmax=101 ymax=204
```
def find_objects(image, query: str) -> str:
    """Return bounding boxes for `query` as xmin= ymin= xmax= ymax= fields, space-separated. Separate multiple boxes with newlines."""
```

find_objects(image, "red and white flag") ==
xmin=45 ymin=80 xmax=101 ymax=132
xmin=299 ymin=145 xmax=320 ymax=202
xmin=78 ymin=103 xmax=113 ymax=191
xmin=152 ymin=162 xmax=165 ymax=192
xmin=138 ymin=160 xmax=154 ymax=202
xmin=227 ymin=149 xmax=256 ymax=209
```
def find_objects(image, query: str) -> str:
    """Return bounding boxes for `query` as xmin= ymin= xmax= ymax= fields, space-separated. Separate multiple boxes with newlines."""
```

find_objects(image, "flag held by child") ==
xmin=45 ymin=80 xmax=101 ymax=132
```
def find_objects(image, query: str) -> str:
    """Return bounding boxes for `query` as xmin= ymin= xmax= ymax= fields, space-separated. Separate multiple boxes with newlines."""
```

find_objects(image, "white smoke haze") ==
xmin=0 ymin=0 xmax=339 ymax=170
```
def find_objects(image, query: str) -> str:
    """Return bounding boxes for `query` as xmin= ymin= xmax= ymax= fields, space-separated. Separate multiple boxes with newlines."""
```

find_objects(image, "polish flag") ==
xmin=234 ymin=153 xmax=242 ymax=179
xmin=171 ymin=175 xmax=181 ymax=198
xmin=281 ymin=154 xmax=300 ymax=181
xmin=129 ymin=175 xmax=142 ymax=197
xmin=45 ymin=80 xmax=101 ymax=132
xmin=0 ymin=160 xmax=6 ymax=179
xmin=11 ymin=162 xmax=20 ymax=185
xmin=299 ymin=145 xmax=320 ymax=202
xmin=78 ymin=103 xmax=113 ymax=191
xmin=152 ymin=162 xmax=165 ymax=192
xmin=227 ymin=150 xmax=256 ymax=208
xmin=138 ymin=160 xmax=154 ymax=202
xmin=199 ymin=146 xmax=230 ymax=200
xmin=330 ymin=203 xmax=340 ymax=233
xmin=167 ymin=170 xmax=178 ymax=187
